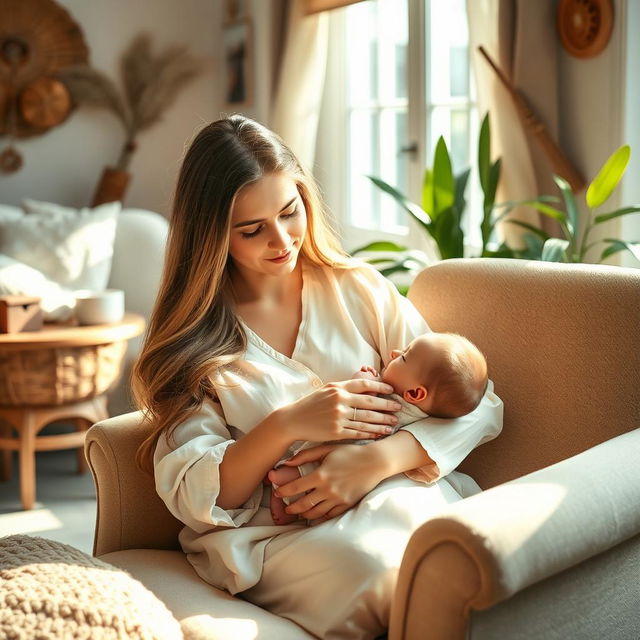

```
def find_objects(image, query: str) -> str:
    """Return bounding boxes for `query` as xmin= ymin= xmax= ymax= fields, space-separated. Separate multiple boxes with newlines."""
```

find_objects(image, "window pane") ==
xmin=346 ymin=0 xmax=409 ymax=232
xmin=378 ymin=0 xmax=408 ymax=101
xmin=349 ymin=109 xmax=379 ymax=229
xmin=428 ymin=0 xmax=469 ymax=103
xmin=427 ymin=106 xmax=468 ymax=171
xmin=450 ymin=46 xmax=469 ymax=97
xmin=379 ymin=108 xmax=409 ymax=228
xmin=346 ymin=2 xmax=377 ymax=104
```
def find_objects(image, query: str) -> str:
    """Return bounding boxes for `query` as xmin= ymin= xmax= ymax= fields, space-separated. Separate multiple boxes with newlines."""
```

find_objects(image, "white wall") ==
xmin=555 ymin=0 xmax=637 ymax=265
xmin=621 ymin=0 xmax=640 ymax=266
xmin=1 ymin=0 xmax=223 ymax=216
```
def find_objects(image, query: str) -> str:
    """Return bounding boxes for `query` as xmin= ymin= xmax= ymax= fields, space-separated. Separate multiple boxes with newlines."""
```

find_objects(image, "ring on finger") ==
xmin=352 ymin=406 xmax=357 ymax=421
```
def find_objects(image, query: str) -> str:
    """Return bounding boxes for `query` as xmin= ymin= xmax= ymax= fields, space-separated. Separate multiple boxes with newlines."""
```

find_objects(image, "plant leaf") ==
xmin=594 ymin=206 xmax=640 ymax=224
xmin=422 ymin=168 xmax=434 ymax=215
xmin=586 ymin=145 xmax=631 ymax=209
xmin=494 ymin=195 xmax=560 ymax=209
xmin=482 ymin=158 xmax=502 ymax=245
xmin=433 ymin=207 xmax=464 ymax=259
xmin=351 ymin=241 xmax=407 ymax=254
xmin=541 ymin=238 xmax=569 ymax=262
xmin=56 ymin=65 xmax=130 ymax=129
xmin=478 ymin=112 xmax=490 ymax=193
xmin=520 ymin=233 xmax=545 ymax=259
xmin=553 ymin=174 xmax=578 ymax=238
xmin=432 ymin=137 xmax=455 ymax=216
xmin=519 ymin=200 xmax=569 ymax=225
xmin=600 ymin=239 xmax=640 ymax=262
xmin=379 ymin=256 xmax=424 ymax=277
xmin=506 ymin=219 xmax=551 ymax=241
xmin=367 ymin=175 xmax=432 ymax=228
xmin=454 ymin=169 xmax=471 ymax=208
xmin=482 ymin=242 xmax=516 ymax=258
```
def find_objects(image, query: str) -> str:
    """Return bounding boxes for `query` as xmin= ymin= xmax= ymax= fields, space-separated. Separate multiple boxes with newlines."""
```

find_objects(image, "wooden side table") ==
xmin=0 ymin=313 xmax=145 ymax=509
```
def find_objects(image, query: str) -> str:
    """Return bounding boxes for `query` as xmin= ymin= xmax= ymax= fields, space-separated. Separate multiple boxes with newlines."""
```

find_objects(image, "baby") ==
xmin=268 ymin=331 xmax=488 ymax=524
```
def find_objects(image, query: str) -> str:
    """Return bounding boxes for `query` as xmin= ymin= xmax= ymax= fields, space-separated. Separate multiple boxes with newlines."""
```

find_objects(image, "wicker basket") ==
xmin=0 ymin=341 xmax=127 ymax=406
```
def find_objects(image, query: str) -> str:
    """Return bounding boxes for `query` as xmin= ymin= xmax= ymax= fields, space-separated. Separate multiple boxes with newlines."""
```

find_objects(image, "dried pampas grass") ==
xmin=56 ymin=33 xmax=205 ymax=171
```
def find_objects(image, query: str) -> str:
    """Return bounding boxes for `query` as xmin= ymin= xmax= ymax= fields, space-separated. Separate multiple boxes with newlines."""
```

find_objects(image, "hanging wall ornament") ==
xmin=0 ymin=36 xmax=26 ymax=173
xmin=0 ymin=0 xmax=88 ymax=153
xmin=557 ymin=0 xmax=614 ymax=59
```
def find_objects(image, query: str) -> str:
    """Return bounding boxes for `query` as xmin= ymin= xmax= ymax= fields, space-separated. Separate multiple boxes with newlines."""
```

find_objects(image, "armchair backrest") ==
xmin=88 ymin=257 xmax=640 ymax=553
xmin=408 ymin=258 xmax=640 ymax=489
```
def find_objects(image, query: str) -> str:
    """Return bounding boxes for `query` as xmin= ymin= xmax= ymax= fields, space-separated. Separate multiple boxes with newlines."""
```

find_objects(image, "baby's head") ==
xmin=380 ymin=332 xmax=488 ymax=419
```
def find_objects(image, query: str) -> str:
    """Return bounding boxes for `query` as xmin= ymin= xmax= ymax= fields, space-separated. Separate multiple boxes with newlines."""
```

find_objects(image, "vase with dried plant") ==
xmin=57 ymin=33 xmax=204 ymax=206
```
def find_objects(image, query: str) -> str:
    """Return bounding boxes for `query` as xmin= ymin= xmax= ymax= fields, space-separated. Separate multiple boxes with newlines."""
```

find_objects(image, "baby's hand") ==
xmin=357 ymin=365 xmax=380 ymax=378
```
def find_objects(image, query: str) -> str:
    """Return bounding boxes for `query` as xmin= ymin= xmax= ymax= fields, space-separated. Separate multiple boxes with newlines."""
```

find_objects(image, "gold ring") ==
xmin=352 ymin=407 xmax=357 ymax=421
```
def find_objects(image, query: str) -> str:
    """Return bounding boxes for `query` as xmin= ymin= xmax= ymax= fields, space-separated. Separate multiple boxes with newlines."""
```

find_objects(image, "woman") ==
xmin=133 ymin=115 xmax=502 ymax=639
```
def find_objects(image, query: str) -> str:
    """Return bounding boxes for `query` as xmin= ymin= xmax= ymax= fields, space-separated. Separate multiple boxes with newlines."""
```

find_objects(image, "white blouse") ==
xmin=153 ymin=259 xmax=503 ymax=592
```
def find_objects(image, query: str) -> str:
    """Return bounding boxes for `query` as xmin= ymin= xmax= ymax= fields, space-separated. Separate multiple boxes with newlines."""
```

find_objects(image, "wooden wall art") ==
xmin=557 ymin=0 xmax=614 ymax=59
xmin=0 ymin=0 xmax=88 ymax=173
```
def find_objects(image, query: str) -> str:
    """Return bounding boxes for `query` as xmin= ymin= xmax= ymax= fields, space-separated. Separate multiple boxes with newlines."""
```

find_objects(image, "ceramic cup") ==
xmin=74 ymin=289 xmax=125 ymax=325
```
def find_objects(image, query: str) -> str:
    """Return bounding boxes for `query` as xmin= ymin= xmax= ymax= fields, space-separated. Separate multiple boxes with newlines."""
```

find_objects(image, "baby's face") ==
xmin=380 ymin=334 xmax=440 ymax=395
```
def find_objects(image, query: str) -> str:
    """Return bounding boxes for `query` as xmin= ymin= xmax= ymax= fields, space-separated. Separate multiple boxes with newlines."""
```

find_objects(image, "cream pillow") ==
xmin=0 ymin=199 xmax=120 ymax=291
xmin=0 ymin=254 xmax=76 ymax=321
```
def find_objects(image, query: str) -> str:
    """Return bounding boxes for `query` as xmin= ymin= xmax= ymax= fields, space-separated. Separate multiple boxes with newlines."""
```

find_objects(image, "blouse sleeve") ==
xmin=153 ymin=399 xmax=262 ymax=533
xmin=345 ymin=264 xmax=504 ymax=482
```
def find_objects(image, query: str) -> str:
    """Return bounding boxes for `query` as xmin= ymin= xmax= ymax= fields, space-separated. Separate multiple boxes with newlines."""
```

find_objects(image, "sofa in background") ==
xmin=85 ymin=258 xmax=640 ymax=639
xmin=106 ymin=208 xmax=169 ymax=415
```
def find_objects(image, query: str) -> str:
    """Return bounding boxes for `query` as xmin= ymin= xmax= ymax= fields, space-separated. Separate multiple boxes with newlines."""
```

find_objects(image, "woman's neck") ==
xmin=230 ymin=260 xmax=303 ymax=307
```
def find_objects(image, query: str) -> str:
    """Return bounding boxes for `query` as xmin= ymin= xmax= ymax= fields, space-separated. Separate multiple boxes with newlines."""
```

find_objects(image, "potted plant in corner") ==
xmin=505 ymin=144 xmax=640 ymax=263
xmin=57 ymin=34 xmax=204 ymax=206
xmin=353 ymin=113 xmax=512 ymax=292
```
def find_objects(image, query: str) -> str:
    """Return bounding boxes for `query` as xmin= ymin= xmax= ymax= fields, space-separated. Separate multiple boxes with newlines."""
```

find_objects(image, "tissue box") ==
xmin=0 ymin=295 xmax=43 ymax=333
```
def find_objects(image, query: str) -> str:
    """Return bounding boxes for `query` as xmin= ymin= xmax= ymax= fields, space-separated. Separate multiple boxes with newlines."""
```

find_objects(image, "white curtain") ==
xmin=467 ymin=0 xmax=561 ymax=243
xmin=270 ymin=0 xmax=329 ymax=170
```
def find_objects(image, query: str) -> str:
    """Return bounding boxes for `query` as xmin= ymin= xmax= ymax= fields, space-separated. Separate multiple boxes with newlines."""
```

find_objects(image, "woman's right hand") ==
xmin=277 ymin=379 xmax=402 ymax=443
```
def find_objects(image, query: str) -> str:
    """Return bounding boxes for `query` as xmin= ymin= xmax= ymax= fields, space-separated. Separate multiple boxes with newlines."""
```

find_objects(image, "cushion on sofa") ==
xmin=0 ymin=535 xmax=182 ymax=639
xmin=3 ymin=199 xmax=119 ymax=290
xmin=0 ymin=200 xmax=120 ymax=320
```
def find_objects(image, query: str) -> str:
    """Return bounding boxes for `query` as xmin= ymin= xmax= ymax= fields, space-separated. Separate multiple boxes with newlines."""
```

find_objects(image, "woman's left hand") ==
xmin=275 ymin=443 xmax=388 ymax=521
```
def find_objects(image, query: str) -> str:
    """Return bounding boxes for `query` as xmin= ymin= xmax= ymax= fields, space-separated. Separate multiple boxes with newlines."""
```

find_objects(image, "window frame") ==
xmin=316 ymin=0 xmax=477 ymax=259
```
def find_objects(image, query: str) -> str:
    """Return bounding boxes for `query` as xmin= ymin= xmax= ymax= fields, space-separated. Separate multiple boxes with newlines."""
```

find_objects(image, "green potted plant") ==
xmin=352 ymin=113 xmax=511 ymax=286
xmin=505 ymin=145 xmax=640 ymax=263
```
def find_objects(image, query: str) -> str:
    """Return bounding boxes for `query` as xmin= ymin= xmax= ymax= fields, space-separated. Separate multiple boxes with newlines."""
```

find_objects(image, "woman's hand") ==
xmin=277 ymin=379 xmax=402 ymax=443
xmin=274 ymin=443 xmax=388 ymax=521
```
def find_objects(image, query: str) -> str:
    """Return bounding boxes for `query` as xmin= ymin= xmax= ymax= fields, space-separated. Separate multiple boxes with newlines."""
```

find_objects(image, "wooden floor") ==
xmin=0 ymin=430 xmax=96 ymax=554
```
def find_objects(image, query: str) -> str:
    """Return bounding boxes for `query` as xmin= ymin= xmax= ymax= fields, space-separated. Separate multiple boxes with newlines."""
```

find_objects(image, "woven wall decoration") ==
xmin=557 ymin=0 xmax=614 ymax=59
xmin=0 ymin=0 xmax=88 ymax=172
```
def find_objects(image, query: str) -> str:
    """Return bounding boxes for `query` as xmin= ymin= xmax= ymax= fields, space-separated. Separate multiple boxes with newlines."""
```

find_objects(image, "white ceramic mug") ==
xmin=74 ymin=289 xmax=125 ymax=325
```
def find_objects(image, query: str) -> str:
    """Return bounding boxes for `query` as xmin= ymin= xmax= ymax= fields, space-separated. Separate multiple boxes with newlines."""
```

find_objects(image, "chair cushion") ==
xmin=100 ymin=549 xmax=315 ymax=640
xmin=0 ymin=535 xmax=181 ymax=639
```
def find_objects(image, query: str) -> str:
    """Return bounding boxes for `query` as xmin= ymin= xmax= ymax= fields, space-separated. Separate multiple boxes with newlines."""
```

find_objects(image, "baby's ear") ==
xmin=404 ymin=385 xmax=428 ymax=405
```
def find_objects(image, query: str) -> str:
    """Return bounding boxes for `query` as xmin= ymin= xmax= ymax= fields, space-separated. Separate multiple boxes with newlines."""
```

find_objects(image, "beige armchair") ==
xmin=85 ymin=258 xmax=640 ymax=639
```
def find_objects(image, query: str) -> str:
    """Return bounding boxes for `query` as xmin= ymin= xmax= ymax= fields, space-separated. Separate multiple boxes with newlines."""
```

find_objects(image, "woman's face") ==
xmin=228 ymin=172 xmax=307 ymax=279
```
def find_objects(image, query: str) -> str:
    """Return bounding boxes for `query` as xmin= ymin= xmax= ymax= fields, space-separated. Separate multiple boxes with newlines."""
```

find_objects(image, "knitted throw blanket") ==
xmin=0 ymin=535 xmax=182 ymax=639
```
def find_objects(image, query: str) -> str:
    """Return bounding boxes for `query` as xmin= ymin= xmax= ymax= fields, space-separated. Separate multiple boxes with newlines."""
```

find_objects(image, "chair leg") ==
xmin=18 ymin=410 xmax=37 ymax=510
xmin=0 ymin=421 xmax=13 ymax=482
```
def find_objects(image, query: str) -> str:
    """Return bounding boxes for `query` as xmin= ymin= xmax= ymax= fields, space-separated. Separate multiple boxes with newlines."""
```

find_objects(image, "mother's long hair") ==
xmin=133 ymin=115 xmax=353 ymax=473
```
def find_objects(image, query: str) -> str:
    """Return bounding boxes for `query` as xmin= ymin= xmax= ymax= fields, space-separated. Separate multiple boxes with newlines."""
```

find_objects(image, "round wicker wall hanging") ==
xmin=0 ymin=0 xmax=88 ymax=139
xmin=557 ymin=0 xmax=614 ymax=59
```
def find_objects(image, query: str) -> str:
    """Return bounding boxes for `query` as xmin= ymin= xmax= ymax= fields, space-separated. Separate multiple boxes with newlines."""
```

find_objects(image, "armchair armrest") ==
xmin=389 ymin=427 xmax=640 ymax=640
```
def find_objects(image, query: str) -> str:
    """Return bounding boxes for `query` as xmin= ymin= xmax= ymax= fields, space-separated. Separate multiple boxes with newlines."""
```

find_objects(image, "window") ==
xmin=317 ymin=0 xmax=479 ymax=253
